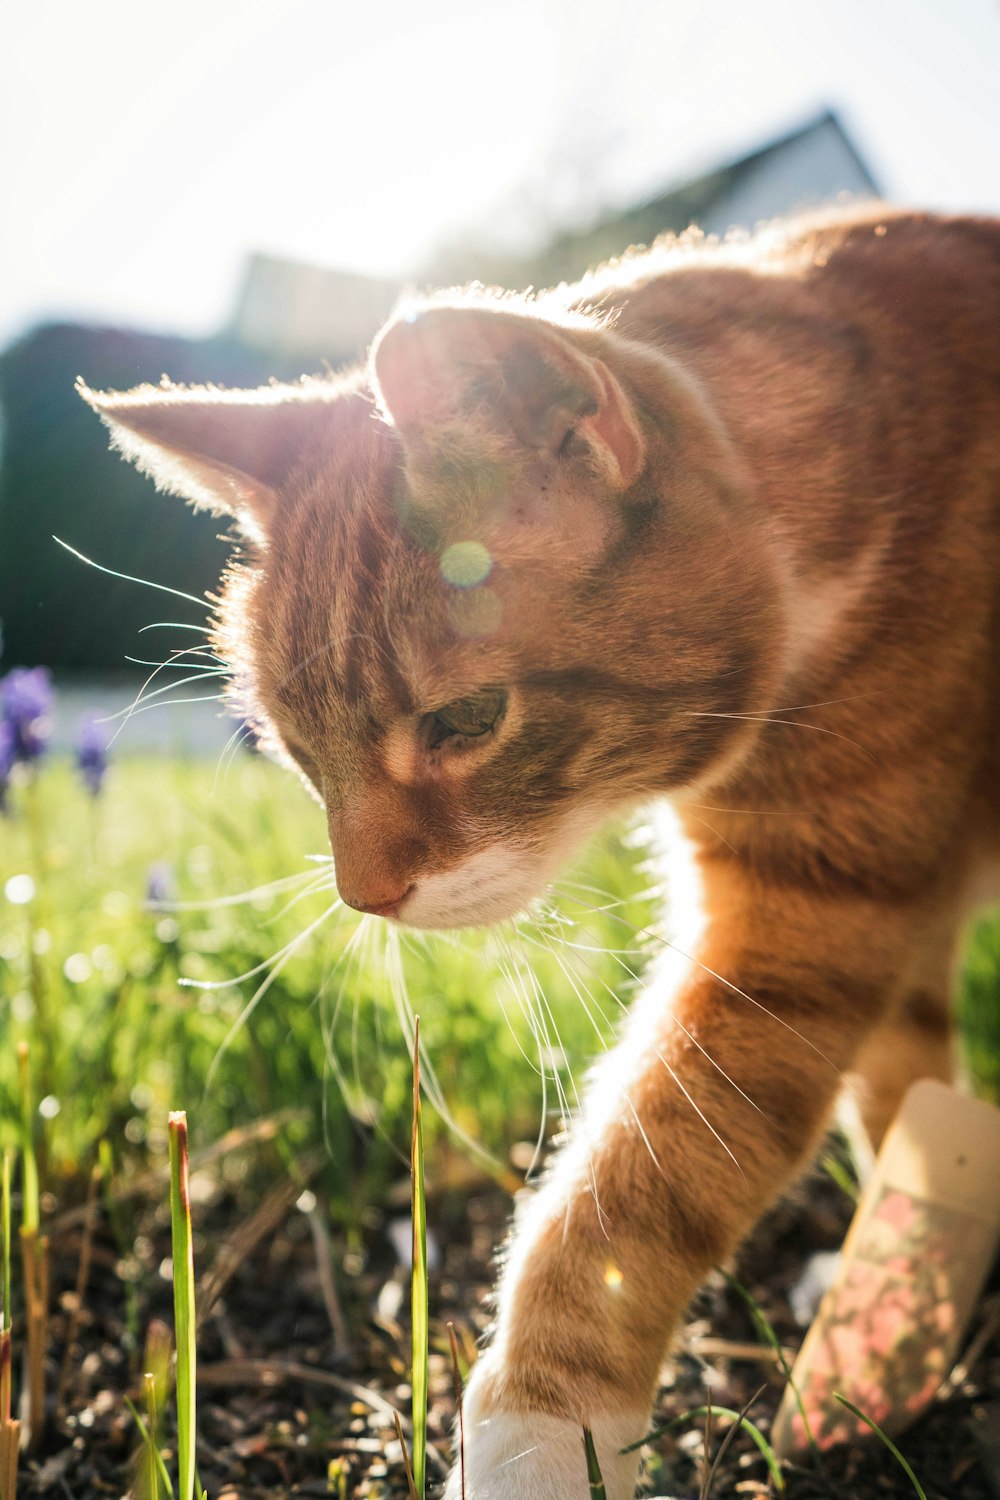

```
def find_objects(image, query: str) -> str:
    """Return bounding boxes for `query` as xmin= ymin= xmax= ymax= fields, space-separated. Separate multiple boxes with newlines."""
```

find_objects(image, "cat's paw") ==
xmin=442 ymin=1392 xmax=644 ymax=1499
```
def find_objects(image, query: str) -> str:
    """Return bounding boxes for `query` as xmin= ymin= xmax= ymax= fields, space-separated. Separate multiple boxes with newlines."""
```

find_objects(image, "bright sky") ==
xmin=3 ymin=0 xmax=1000 ymax=347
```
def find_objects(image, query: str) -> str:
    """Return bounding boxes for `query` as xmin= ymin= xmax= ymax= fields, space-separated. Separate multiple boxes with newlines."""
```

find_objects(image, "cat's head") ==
xmin=82 ymin=297 xmax=779 ymax=928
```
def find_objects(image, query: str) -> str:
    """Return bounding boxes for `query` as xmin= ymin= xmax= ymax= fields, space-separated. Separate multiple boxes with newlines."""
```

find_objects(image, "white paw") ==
xmin=442 ymin=1405 xmax=644 ymax=1499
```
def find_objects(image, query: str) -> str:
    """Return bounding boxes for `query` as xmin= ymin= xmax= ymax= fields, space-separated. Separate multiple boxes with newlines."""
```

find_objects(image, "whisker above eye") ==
xmin=684 ymin=709 xmax=883 ymax=766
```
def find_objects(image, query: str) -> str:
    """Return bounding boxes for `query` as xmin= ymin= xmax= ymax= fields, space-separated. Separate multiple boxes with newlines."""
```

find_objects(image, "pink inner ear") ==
xmin=371 ymin=314 xmax=458 ymax=433
xmin=373 ymin=308 xmax=645 ymax=489
xmin=577 ymin=358 xmax=645 ymax=490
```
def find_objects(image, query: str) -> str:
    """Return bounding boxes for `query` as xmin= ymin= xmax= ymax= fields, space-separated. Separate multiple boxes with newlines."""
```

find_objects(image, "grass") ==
xmin=833 ymin=1395 xmax=927 ymax=1500
xmin=722 ymin=1270 xmax=818 ymax=1455
xmin=410 ymin=1022 xmax=429 ymax=1500
xmin=0 ymin=1148 xmax=17 ymax=1500
xmin=3 ymin=751 xmax=998 ymax=1187
xmin=0 ymin=756 xmax=657 ymax=1198
xmin=168 ymin=1112 xmax=199 ymax=1500
xmin=582 ymin=1426 xmax=608 ymax=1498
xmin=623 ymin=1404 xmax=785 ymax=1493
xmin=2 ymin=746 xmax=1000 ymax=1495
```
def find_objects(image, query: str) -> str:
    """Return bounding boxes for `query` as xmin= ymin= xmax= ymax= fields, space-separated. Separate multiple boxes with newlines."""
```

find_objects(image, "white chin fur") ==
xmin=399 ymin=846 xmax=549 ymax=930
xmin=442 ymin=1408 xmax=645 ymax=1500
xmin=398 ymin=816 xmax=607 ymax=931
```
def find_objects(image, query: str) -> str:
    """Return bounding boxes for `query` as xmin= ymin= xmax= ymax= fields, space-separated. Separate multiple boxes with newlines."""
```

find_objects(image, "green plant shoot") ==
xmin=169 ymin=1112 xmax=198 ymax=1500
xmin=1 ymin=1152 xmax=11 ymax=1336
xmin=582 ymin=1426 xmax=608 ymax=1499
xmin=833 ymin=1395 xmax=927 ymax=1500
xmin=17 ymin=1046 xmax=38 ymax=1236
xmin=411 ymin=1019 xmax=428 ymax=1500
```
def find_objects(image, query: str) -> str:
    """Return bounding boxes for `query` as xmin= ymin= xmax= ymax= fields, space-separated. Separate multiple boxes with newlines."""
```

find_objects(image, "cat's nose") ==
xmin=342 ymin=884 xmax=413 ymax=920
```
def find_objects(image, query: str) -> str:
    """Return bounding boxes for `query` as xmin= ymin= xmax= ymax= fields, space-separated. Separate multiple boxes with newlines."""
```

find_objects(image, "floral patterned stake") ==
xmin=773 ymin=1081 xmax=1000 ymax=1454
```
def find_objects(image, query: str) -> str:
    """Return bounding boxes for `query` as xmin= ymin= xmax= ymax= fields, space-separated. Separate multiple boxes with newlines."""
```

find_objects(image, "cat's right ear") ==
xmin=78 ymin=378 xmax=336 ymax=534
xmin=371 ymin=306 xmax=644 ymax=491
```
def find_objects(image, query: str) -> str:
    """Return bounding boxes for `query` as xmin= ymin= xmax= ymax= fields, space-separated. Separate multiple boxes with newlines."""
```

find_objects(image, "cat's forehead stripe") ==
xmin=264 ymin=428 xmax=424 ymax=718
xmin=381 ymin=723 xmax=419 ymax=785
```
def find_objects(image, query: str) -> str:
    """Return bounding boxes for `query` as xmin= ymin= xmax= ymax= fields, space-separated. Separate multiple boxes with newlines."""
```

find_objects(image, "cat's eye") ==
xmin=426 ymin=688 xmax=506 ymax=749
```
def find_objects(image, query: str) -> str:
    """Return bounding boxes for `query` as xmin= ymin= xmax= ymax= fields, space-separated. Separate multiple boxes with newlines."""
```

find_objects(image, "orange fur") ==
xmin=84 ymin=207 xmax=1000 ymax=1497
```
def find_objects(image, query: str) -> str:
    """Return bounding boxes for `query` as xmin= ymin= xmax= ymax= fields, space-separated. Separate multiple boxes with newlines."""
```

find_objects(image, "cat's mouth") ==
xmin=381 ymin=812 xmax=606 ymax=931
xmin=391 ymin=849 xmax=543 ymax=930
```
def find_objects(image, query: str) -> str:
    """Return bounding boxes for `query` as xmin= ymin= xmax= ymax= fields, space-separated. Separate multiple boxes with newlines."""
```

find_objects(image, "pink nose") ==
xmin=342 ymin=884 xmax=413 ymax=919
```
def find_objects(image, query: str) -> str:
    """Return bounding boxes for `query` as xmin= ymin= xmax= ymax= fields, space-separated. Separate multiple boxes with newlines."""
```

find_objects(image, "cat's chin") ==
xmin=396 ymin=901 xmax=531 ymax=931
xmin=392 ymin=831 xmax=594 ymax=931
xmin=395 ymin=867 xmax=540 ymax=931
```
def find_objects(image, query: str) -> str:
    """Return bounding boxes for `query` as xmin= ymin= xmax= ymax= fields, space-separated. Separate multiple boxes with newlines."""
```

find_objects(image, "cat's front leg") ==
xmin=444 ymin=877 xmax=921 ymax=1499
xmin=443 ymin=1386 xmax=643 ymax=1500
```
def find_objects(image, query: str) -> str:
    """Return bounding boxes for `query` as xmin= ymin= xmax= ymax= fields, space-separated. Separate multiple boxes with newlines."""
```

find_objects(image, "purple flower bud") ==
xmin=75 ymin=713 xmax=110 ymax=797
xmin=146 ymin=862 xmax=176 ymax=906
xmin=0 ymin=717 xmax=15 ymax=811
xmin=1 ymin=667 xmax=54 ymax=764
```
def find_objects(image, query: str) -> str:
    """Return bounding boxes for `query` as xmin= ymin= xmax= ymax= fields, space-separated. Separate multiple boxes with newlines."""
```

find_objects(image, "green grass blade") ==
xmin=582 ymin=1426 xmax=608 ymax=1499
xmin=124 ymin=1395 xmax=175 ymax=1500
xmin=820 ymin=1152 xmax=860 ymax=1204
xmin=621 ymin=1405 xmax=784 ymax=1491
xmin=168 ymin=1112 xmax=197 ymax=1500
xmin=703 ymin=1384 xmax=766 ymax=1498
xmin=145 ymin=1371 xmax=161 ymax=1500
xmin=723 ymin=1270 xmax=818 ymax=1455
xmin=1 ymin=1151 xmax=11 ymax=1335
xmin=0 ymin=1328 xmax=11 ymax=1433
xmin=410 ymin=1020 xmax=428 ymax=1500
xmin=833 ymin=1395 xmax=927 ymax=1500
xmin=447 ymin=1322 xmax=466 ymax=1500
xmin=392 ymin=1408 xmax=419 ymax=1500
xmin=17 ymin=1045 xmax=38 ymax=1235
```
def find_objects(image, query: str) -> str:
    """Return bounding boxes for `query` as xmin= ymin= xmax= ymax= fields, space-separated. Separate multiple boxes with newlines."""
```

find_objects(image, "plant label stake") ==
xmin=773 ymin=1080 xmax=1000 ymax=1454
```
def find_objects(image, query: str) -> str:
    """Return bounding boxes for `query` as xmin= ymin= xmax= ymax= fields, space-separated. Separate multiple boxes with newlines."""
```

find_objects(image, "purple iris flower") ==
xmin=146 ymin=862 xmax=176 ymax=906
xmin=0 ymin=717 xmax=15 ymax=811
xmin=75 ymin=714 xmax=110 ymax=796
xmin=1 ymin=667 xmax=54 ymax=763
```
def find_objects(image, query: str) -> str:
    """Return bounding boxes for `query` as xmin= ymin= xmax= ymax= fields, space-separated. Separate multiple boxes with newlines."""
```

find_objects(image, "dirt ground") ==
xmin=13 ymin=1152 xmax=1000 ymax=1500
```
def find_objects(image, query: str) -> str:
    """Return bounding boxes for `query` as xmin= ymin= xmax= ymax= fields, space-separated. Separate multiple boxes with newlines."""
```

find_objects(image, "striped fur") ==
xmin=86 ymin=207 xmax=1000 ymax=1497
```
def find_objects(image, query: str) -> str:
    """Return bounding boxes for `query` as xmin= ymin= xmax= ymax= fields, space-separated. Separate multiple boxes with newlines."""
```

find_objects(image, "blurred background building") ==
xmin=2 ymin=0 xmax=998 ymax=718
xmin=0 ymin=110 xmax=879 ymax=683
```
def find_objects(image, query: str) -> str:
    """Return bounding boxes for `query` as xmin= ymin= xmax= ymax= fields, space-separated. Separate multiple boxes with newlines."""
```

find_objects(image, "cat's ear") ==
xmin=371 ymin=307 xmax=644 ymax=490
xmin=78 ymin=378 xmax=336 ymax=532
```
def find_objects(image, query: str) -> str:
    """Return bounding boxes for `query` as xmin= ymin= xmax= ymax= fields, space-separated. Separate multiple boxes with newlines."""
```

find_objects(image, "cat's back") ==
xmin=573 ymin=208 xmax=1000 ymax=862
xmin=575 ymin=206 xmax=1000 ymax=360
xmin=574 ymin=208 xmax=1000 ymax=552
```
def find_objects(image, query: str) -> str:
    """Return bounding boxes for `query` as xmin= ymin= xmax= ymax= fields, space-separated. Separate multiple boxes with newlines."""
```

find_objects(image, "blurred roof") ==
xmin=227 ymin=109 xmax=878 ymax=357
xmin=229 ymin=255 xmax=400 ymax=361
xmin=518 ymin=108 xmax=880 ymax=286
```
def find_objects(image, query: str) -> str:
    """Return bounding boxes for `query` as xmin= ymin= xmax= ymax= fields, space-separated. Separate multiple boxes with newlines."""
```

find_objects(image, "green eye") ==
xmin=428 ymin=688 xmax=506 ymax=747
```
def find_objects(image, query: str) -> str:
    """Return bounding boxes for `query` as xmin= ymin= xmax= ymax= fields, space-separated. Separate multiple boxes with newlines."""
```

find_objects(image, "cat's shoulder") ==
xmin=558 ymin=204 xmax=1000 ymax=320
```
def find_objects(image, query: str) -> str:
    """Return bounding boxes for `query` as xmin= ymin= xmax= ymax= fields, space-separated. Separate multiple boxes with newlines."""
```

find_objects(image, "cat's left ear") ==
xmin=78 ymin=378 xmax=338 ymax=533
xmin=371 ymin=306 xmax=644 ymax=490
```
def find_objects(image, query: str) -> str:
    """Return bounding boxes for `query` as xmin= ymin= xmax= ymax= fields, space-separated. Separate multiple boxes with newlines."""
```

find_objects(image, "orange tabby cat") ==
xmin=83 ymin=207 xmax=1000 ymax=1498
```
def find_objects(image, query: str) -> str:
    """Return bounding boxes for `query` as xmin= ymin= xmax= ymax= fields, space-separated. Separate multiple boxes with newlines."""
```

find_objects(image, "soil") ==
xmin=10 ymin=1149 xmax=1000 ymax=1500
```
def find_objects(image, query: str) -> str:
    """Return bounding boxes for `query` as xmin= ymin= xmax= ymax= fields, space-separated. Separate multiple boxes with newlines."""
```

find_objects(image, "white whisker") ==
xmin=138 ymin=620 xmax=214 ymax=636
xmin=53 ymin=535 xmax=207 ymax=607
xmin=213 ymin=718 xmax=256 ymax=790
xmin=150 ymin=866 xmax=328 ymax=913
xmin=551 ymin=892 xmax=839 ymax=1076
xmin=180 ymin=897 xmax=342 ymax=991
xmin=537 ymin=919 xmax=770 ymax=1126
xmin=685 ymin=709 xmax=881 ymax=765
xmin=204 ymin=897 xmax=343 ymax=1087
